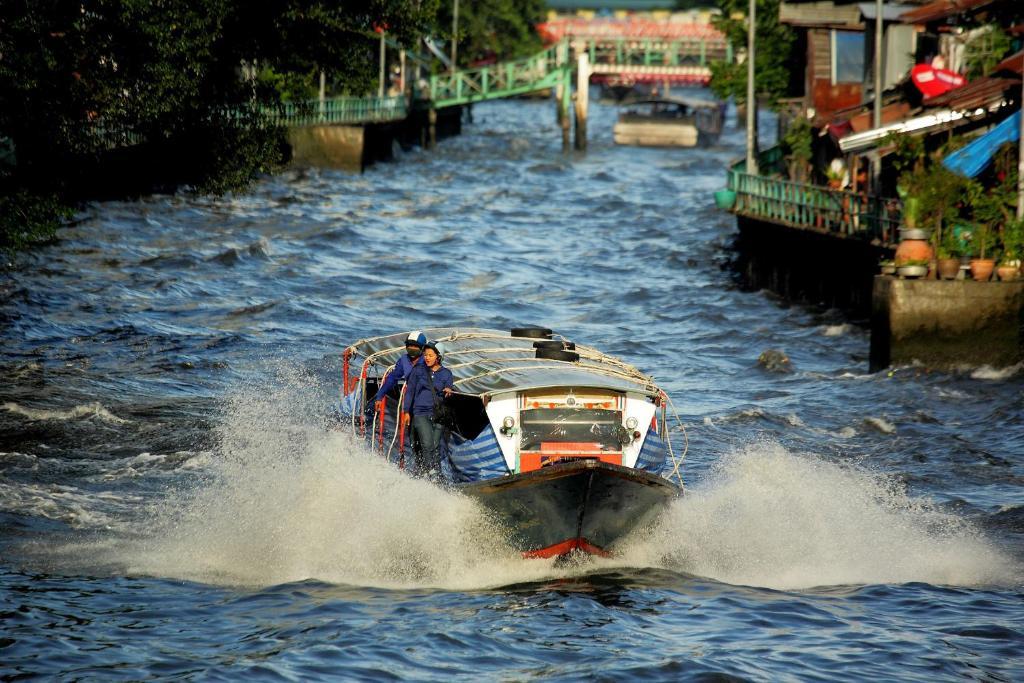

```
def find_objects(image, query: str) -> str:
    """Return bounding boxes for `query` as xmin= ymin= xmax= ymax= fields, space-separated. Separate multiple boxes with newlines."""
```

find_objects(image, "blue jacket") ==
xmin=373 ymin=353 xmax=420 ymax=401
xmin=403 ymin=363 xmax=454 ymax=416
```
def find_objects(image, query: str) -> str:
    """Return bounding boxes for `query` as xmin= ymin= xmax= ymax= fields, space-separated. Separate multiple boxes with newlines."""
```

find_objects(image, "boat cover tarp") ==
xmin=942 ymin=110 xmax=1021 ymax=178
xmin=634 ymin=429 xmax=668 ymax=475
xmin=347 ymin=328 xmax=661 ymax=398
xmin=448 ymin=424 xmax=510 ymax=483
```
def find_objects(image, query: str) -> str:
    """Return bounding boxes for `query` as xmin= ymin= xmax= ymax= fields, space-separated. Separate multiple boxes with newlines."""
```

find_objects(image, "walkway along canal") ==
xmin=720 ymin=145 xmax=1024 ymax=371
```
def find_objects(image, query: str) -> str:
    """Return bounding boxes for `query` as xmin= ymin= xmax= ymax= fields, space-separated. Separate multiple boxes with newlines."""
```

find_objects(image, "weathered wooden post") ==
xmin=554 ymin=40 xmax=570 ymax=150
xmin=574 ymin=51 xmax=590 ymax=151
xmin=428 ymin=107 xmax=437 ymax=149
xmin=378 ymin=32 xmax=386 ymax=97
xmin=745 ymin=0 xmax=758 ymax=175
xmin=318 ymin=71 xmax=326 ymax=121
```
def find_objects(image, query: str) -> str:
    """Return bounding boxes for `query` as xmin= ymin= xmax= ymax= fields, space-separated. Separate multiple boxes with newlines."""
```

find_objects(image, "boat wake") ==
xmin=56 ymin=371 xmax=1019 ymax=592
xmin=619 ymin=442 xmax=1021 ymax=590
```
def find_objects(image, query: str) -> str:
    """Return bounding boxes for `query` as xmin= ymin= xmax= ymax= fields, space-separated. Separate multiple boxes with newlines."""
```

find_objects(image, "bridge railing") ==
xmin=252 ymin=96 xmax=409 ymax=127
xmin=428 ymin=42 xmax=568 ymax=107
xmin=727 ymin=147 xmax=900 ymax=245
xmin=579 ymin=38 xmax=731 ymax=67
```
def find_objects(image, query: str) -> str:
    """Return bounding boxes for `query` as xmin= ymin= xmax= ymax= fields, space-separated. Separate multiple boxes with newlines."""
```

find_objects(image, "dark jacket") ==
xmin=402 ymin=363 xmax=454 ymax=416
xmin=373 ymin=353 xmax=421 ymax=401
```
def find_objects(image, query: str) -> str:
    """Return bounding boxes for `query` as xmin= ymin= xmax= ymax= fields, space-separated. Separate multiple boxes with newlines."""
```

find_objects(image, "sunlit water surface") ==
xmin=2 ymin=97 xmax=1023 ymax=680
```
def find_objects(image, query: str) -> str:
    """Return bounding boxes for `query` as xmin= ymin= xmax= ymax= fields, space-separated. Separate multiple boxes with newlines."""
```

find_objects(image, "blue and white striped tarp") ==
xmin=333 ymin=388 xmax=400 ymax=456
xmin=448 ymin=424 xmax=510 ymax=483
xmin=634 ymin=429 xmax=668 ymax=476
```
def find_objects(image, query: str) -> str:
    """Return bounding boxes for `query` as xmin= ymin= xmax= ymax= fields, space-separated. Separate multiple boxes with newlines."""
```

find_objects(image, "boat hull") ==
xmin=459 ymin=460 xmax=679 ymax=558
xmin=613 ymin=121 xmax=699 ymax=147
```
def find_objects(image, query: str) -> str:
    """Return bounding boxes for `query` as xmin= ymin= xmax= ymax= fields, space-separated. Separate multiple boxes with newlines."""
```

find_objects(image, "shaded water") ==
xmin=2 ymin=97 xmax=1022 ymax=680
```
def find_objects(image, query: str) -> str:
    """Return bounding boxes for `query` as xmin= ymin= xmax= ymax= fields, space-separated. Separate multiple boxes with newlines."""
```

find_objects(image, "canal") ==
xmin=1 ymin=97 xmax=1022 ymax=680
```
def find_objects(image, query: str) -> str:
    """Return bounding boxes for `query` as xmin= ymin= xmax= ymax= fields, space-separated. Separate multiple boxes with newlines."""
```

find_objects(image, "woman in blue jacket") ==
xmin=402 ymin=341 xmax=454 ymax=478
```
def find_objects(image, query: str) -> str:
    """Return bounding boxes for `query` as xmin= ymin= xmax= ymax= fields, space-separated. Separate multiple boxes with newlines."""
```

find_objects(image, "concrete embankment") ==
xmin=871 ymin=277 xmax=1024 ymax=371
xmin=287 ymin=106 xmax=463 ymax=172
xmin=731 ymin=216 xmax=1024 ymax=371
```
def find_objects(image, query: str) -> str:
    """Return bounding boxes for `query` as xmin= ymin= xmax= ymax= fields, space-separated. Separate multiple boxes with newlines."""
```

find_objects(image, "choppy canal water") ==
xmin=2 ymin=97 xmax=1022 ymax=681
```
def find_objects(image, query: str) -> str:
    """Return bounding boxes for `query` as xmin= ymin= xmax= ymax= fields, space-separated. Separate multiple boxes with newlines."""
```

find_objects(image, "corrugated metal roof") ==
xmin=995 ymin=50 xmax=1023 ymax=76
xmin=780 ymin=1 xmax=864 ymax=27
xmin=347 ymin=328 xmax=662 ymax=398
xmin=858 ymin=2 xmax=916 ymax=21
xmin=899 ymin=0 xmax=996 ymax=24
xmin=924 ymin=75 xmax=1018 ymax=110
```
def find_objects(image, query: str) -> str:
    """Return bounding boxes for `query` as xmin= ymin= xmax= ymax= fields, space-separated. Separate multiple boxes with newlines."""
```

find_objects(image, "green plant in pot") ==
xmin=935 ymin=227 xmax=962 ymax=280
xmin=997 ymin=217 xmax=1023 ymax=281
xmin=968 ymin=181 xmax=1001 ymax=281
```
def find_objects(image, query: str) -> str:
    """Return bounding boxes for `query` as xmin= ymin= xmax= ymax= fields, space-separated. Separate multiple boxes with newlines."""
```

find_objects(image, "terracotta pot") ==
xmin=997 ymin=265 xmax=1020 ymax=281
xmin=937 ymin=258 xmax=960 ymax=280
xmin=970 ymin=258 xmax=995 ymax=282
xmin=894 ymin=236 xmax=934 ymax=265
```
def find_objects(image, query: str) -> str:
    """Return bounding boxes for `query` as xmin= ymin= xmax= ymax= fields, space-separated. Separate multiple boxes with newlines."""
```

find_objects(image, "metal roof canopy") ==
xmin=899 ymin=0 xmax=998 ymax=24
xmin=857 ymin=3 xmax=917 ymax=21
xmin=347 ymin=328 xmax=662 ymax=398
xmin=838 ymin=104 xmax=1004 ymax=152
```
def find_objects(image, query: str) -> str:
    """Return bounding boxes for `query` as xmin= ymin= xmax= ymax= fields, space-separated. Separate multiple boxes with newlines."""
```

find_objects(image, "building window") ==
xmin=832 ymin=30 xmax=865 ymax=84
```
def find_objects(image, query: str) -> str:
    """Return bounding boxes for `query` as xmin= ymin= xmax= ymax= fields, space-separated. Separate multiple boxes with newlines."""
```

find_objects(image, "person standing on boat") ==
xmin=371 ymin=331 xmax=427 ymax=411
xmin=401 ymin=341 xmax=454 ymax=478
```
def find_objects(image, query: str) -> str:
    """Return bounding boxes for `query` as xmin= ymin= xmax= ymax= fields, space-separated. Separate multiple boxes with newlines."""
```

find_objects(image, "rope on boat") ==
xmin=385 ymin=383 xmax=408 ymax=463
xmin=661 ymin=391 xmax=688 ymax=489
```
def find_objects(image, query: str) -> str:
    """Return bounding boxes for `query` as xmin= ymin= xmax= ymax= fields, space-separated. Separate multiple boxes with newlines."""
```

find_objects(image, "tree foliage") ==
xmin=0 ymin=0 xmax=439 ymax=252
xmin=437 ymin=0 xmax=546 ymax=66
xmin=708 ymin=0 xmax=795 ymax=108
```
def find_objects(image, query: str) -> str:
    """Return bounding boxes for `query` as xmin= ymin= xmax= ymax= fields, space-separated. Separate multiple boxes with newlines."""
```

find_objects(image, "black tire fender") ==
xmin=511 ymin=326 xmax=553 ymax=339
xmin=536 ymin=348 xmax=580 ymax=362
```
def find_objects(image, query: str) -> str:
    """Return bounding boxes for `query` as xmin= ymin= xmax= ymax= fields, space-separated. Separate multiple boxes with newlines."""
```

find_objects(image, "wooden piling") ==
xmin=574 ymin=52 xmax=590 ymax=151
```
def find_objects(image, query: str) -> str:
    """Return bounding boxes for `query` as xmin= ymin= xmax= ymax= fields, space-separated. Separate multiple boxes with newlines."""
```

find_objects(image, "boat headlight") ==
xmin=500 ymin=416 xmax=517 ymax=436
xmin=625 ymin=417 xmax=638 ymax=430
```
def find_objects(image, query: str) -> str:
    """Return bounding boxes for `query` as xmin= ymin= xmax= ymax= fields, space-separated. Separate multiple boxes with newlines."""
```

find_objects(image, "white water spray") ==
xmin=621 ymin=442 xmax=1019 ymax=590
xmin=116 ymin=367 xmax=1018 ymax=591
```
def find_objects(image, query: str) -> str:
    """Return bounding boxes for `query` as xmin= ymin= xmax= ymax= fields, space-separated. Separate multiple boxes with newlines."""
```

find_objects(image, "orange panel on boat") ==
xmin=540 ymin=442 xmax=602 ymax=452
xmin=520 ymin=451 xmax=622 ymax=472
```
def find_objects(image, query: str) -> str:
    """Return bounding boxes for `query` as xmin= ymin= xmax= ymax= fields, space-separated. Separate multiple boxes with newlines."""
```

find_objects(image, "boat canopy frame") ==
xmin=344 ymin=328 xmax=664 ymax=399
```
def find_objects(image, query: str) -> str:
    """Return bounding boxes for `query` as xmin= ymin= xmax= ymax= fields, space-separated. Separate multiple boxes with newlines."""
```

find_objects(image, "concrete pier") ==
xmin=286 ymin=106 xmax=463 ymax=172
xmin=870 ymin=277 xmax=1024 ymax=371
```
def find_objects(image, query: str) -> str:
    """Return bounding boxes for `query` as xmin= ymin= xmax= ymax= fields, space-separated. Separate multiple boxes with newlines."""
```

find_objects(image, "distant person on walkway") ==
xmin=372 ymin=331 xmax=427 ymax=412
xmin=402 ymin=341 xmax=454 ymax=478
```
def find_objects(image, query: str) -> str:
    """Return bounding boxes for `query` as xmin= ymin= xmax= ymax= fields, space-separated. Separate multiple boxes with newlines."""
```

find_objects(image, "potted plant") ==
xmin=935 ymin=228 xmax=962 ymax=280
xmin=968 ymin=181 xmax=1000 ymax=281
xmin=897 ymin=258 xmax=930 ymax=279
xmin=825 ymin=158 xmax=847 ymax=190
xmin=969 ymin=221 xmax=996 ymax=281
xmin=879 ymin=258 xmax=897 ymax=276
xmin=997 ymin=217 xmax=1022 ymax=281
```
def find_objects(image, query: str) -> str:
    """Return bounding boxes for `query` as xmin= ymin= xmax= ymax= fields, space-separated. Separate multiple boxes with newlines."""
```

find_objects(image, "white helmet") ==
xmin=405 ymin=330 xmax=427 ymax=348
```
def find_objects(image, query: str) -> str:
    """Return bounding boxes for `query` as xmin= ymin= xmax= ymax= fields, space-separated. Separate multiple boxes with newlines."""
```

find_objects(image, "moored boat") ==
xmin=339 ymin=327 xmax=684 ymax=559
xmin=613 ymin=96 xmax=724 ymax=147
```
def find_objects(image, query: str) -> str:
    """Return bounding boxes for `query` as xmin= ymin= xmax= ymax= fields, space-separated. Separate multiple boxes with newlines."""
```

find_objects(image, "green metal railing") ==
xmin=582 ymin=38 xmax=729 ymax=68
xmin=429 ymin=42 xmax=571 ymax=108
xmin=727 ymin=146 xmax=901 ymax=245
xmin=242 ymin=96 xmax=408 ymax=127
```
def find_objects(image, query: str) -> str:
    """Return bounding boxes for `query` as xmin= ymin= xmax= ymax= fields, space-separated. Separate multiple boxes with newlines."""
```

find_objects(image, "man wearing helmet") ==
xmin=402 ymin=340 xmax=454 ymax=479
xmin=371 ymin=330 xmax=427 ymax=410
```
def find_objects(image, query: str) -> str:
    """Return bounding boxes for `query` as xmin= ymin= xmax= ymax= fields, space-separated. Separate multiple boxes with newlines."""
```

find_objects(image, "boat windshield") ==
xmin=520 ymin=408 xmax=623 ymax=452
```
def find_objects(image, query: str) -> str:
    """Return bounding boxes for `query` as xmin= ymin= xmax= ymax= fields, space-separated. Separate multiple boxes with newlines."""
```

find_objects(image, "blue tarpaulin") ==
xmin=942 ymin=111 xmax=1021 ymax=178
